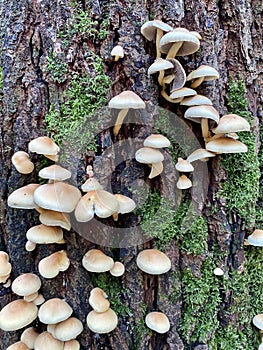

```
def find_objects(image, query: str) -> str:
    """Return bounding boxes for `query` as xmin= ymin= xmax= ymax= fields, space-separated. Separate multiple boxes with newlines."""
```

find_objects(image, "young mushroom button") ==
xmin=110 ymin=45 xmax=124 ymax=61
xmin=6 ymin=342 xmax=30 ymax=350
xmin=89 ymin=287 xmax=110 ymax=313
xmin=11 ymin=151 xmax=34 ymax=174
xmin=145 ymin=311 xmax=170 ymax=334
xmin=186 ymin=64 xmax=219 ymax=88
xmin=38 ymin=298 xmax=73 ymax=324
xmin=136 ymin=249 xmax=171 ymax=275
xmin=86 ymin=308 xmax=118 ymax=334
xmin=82 ymin=249 xmax=114 ymax=273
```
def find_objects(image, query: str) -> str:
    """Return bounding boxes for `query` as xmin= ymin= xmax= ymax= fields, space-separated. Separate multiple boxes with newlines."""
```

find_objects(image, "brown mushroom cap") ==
xmin=135 ymin=147 xmax=164 ymax=164
xmin=50 ymin=317 xmax=84 ymax=341
xmin=8 ymin=184 xmax=40 ymax=209
xmin=175 ymin=158 xmax=194 ymax=172
xmin=38 ymin=251 xmax=70 ymax=279
xmin=39 ymin=210 xmax=71 ymax=231
xmin=205 ymin=137 xmax=248 ymax=154
xmin=12 ymin=151 xmax=34 ymax=174
xmin=0 ymin=300 xmax=38 ymax=331
xmin=33 ymin=182 xmax=82 ymax=213
xmin=86 ymin=308 xmax=118 ymax=334
xmin=143 ymin=134 xmax=171 ymax=148
xmin=82 ymin=249 xmax=114 ymax=273
xmin=141 ymin=20 xmax=173 ymax=41
xmin=247 ymin=229 xmax=263 ymax=247
xmin=252 ymin=314 xmax=263 ymax=330
xmin=6 ymin=342 xmax=30 ymax=350
xmin=212 ymin=114 xmax=250 ymax=134
xmin=89 ymin=287 xmax=110 ymax=313
xmin=34 ymin=332 xmax=64 ymax=350
xmin=38 ymin=298 xmax=73 ymax=324
xmin=176 ymin=174 xmax=192 ymax=189
xmin=39 ymin=164 xmax=71 ymax=181
xmin=109 ymin=262 xmax=125 ymax=277
xmin=20 ymin=327 xmax=39 ymax=349
xmin=26 ymin=224 xmax=63 ymax=244
xmin=145 ymin=311 xmax=170 ymax=333
xmin=136 ymin=249 xmax=171 ymax=275
xmin=28 ymin=136 xmax=59 ymax=155
xmin=11 ymin=273 xmax=41 ymax=297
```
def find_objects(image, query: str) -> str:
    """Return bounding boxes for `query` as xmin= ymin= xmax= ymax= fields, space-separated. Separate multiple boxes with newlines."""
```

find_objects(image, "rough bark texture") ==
xmin=0 ymin=0 xmax=262 ymax=349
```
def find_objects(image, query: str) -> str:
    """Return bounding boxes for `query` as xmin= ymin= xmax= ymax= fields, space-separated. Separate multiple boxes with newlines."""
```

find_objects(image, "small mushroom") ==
xmin=168 ymin=58 xmax=186 ymax=91
xmin=88 ymin=287 xmax=110 ymax=313
xmin=20 ymin=327 xmax=40 ymax=349
xmin=38 ymin=250 xmax=70 ymax=279
xmin=186 ymin=64 xmax=219 ymax=88
xmin=212 ymin=114 xmax=250 ymax=135
xmin=169 ymin=87 xmax=197 ymax=103
xmin=38 ymin=298 xmax=73 ymax=324
xmin=147 ymin=58 xmax=174 ymax=86
xmin=26 ymin=224 xmax=64 ymax=249
xmin=11 ymin=273 xmax=41 ymax=302
xmin=213 ymin=267 xmax=224 ymax=276
xmin=186 ymin=148 xmax=216 ymax=163
xmin=110 ymin=45 xmax=124 ymax=61
xmin=145 ymin=311 xmax=170 ymax=334
xmin=28 ymin=136 xmax=59 ymax=156
xmin=136 ymin=249 xmax=171 ymax=275
xmin=143 ymin=134 xmax=171 ymax=148
xmin=48 ymin=317 xmax=83 ymax=341
xmin=176 ymin=174 xmax=192 ymax=189
xmin=205 ymin=137 xmax=248 ymax=154
xmin=0 ymin=251 xmax=12 ymax=284
xmin=109 ymin=262 xmax=125 ymax=277
xmin=38 ymin=164 xmax=71 ymax=182
xmin=253 ymin=314 xmax=263 ymax=330
xmin=34 ymin=332 xmax=64 ymax=350
xmin=39 ymin=210 xmax=71 ymax=231
xmin=86 ymin=308 xmax=118 ymax=334
xmin=82 ymin=249 xmax=114 ymax=273
xmin=180 ymin=94 xmax=213 ymax=106
xmin=12 ymin=151 xmax=34 ymax=174
xmin=112 ymin=194 xmax=136 ymax=221
xmin=175 ymin=158 xmax=194 ymax=172
xmin=7 ymin=184 xmax=40 ymax=209
xmin=247 ymin=229 xmax=263 ymax=247
xmin=6 ymin=342 xmax=30 ymax=350
xmin=81 ymin=177 xmax=103 ymax=192
xmin=135 ymin=147 xmax=164 ymax=179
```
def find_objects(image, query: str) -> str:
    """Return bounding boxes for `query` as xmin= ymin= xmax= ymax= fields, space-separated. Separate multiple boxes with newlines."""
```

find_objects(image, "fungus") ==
xmin=11 ymin=151 xmax=34 ymax=174
xmin=109 ymin=261 xmax=125 ymax=277
xmin=38 ymin=298 xmax=73 ymax=324
xmin=81 ymin=177 xmax=103 ymax=192
xmin=108 ymin=90 xmax=145 ymax=136
xmin=143 ymin=134 xmax=171 ymax=148
xmin=38 ymin=164 xmax=71 ymax=182
xmin=175 ymin=158 xmax=194 ymax=172
xmin=112 ymin=194 xmax=136 ymax=221
xmin=63 ymin=340 xmax=80 ymax=350
xmin=147 ymin=58 xmax=174 ymax=86
xmin=169 ymin=87 xmax=197 ymax=103
xmin=0 ymin=251 xmax=12 ymax=284
xmin=212 ymin=113 xmax=250 ymax=134
xmin=213 ymin=267 xmax=224 ymax=276
xmin=135 ymin=147 xmax=164 ymax=179
xmin=145 ymin=311 xmax=170 ymax=333
xmin=39 ymin=210 xmax=71 ymax=231
xmin=34 ymin=332 xmax=64 ymax=350
xmin=86 ymin=308 xmax=118 ymax=334
xmin=186 ymin=148 xmax=215 ymax=163
xmin=28 ymin=136 xmax=59 ymax=156
xmin=6 ymin=342 xmax=30 ymax=350
xmin=253 ymin=314 xmax=263 ymax=330
xmin=247 ymin=229 xmax=263 ymax=247
xmin=38 ymin=250 xmax=70 ymax=279
xmin=26 ymin=224 xmax=64 ymax=248
xmin=11 ymin=273 xmax=41 ymax=301
xmin=7 ymin=184 xmax=40 ymax=209
xmin=186 ymin=64 xmax=219 ymax=88
xmin=33 ymin=294 xmax=45 ymax=306
xmin=88 ymin=287 xmax=110 ymax=313
xmin=110 ymin=45 xmax=124 ymax=61
xmin=20 ymin=327 xmax=39 ymax=349
xmin=47 ymin=317 xmax=83 ymax=341
xmin=168 ymin=58 xmax=186 ymax=91
xmin=205 ymin=137 xmax=248 ymax=154
xmin=176 ymin=174 xmax=192 ymax=189
xmin=82 ymin=249 xmax=114 ymax=273
xmin=180 ymin=94 xmax=213 ymax=106
xmin=136 ymin=249 xmax=171 ymax=275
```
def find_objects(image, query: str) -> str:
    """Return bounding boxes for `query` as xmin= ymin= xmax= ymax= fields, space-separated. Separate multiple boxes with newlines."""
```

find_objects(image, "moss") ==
xmin=46 ymin=54 xmax=68 ymax=84
xmin=132 ymin=303 xmax=152 ymax=350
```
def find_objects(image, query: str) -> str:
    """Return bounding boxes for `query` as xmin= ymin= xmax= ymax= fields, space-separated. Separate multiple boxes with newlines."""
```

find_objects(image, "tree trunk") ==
xmin=0 ymin=0 xmax=262 ymax=349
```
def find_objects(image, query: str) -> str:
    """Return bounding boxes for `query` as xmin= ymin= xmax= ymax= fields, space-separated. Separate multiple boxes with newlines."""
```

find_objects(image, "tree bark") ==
xmin=0 ymin=0 xmax=262 ymax=349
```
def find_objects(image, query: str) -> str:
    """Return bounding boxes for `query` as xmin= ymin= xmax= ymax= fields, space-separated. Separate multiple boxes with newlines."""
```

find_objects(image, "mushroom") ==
xmin=180 ymin=94 xmax=213 ymax=106
xmin=112 ymin=194 xmax=136 ymax=221
xmin=143 ymin=134 xmax=171 ymax=148
xmin=86 ymin=308 xmax=118 ymax=334
xmin=176 ymin=175 xmax=192 ymax=189
xmin=28 ymin=136 xmax=59 ymax=156
xmin=47 ymin=317 xmax=83 ymax=341
xmin=39 ymin=210 xmax=71 ymax=231
xmin=11 ymin=151 xmax=34 ymax=174
xmin=186 ymin=148 xmax=216 ymax=163
xmin=38 ymin=298 xmax=73 ymax=324
xmin=110 ymin=45 xmax=124 ymax=61
xmin=145 ymin=311 xmax=170 ymax=334
xmin=168 ymin=58 xmax=187 ymax=91
xmin=88 ymin=287 xmax=110 ymax=313
xmin=63 ymin=340 xmax=80 ymax=350
xmin=159 ymin=28 xmax=200 ymax=59
xmin=82 ymin=249 xmax=114 ymax=273
xmin=38 ymin=250 xmax=70 ymax=279
xmin=141 ymin=20 xmax=173 ymax=57
xmin=175 ymin=158 xmax=194 ymax=172
xmin=135 ymin=147 xmax=164 ymax=179
xmin=7 ymin=184 xmax=40 ymax=209
xmin=211 ymin=114 xmax=250 ymax=135
xmin=0 ymin=300 xmax=38 ymax=331
xmin=26 ymin=224 xmax=64 ymax=249
xmin=34 ymin=332 xmax=64 ymax=350
xmin=247 ymin=229 xmax=263 ymax=247
xmin=20 ymin=327 xmax=40 ymax=349
xmin=169 ymin=87 xmax=197 ymax=103
xmin=11 ymin=273 xmax=41 ymax=302
xmin=147 ymin=58 xmax=174 ymax=86
xmin=109 ymin=261 xmax=125 ymax=277
xmin=38 ymin=164 xmax=71 ymax=182
xmin=108 ymin=90 xmax=145 ymax=136
xmin=213 ymin=267 xmax=224 ymax=276
xmin=6 ymin=342 xmax=30 ymax=350
xmin=81 ymin=177 xmax=103 ymax=192
xmin=205 ymin=137 xmax=248 ymax=154
xmin=253 ymin=314 xmax=263 ymax=330
xmin=33 ymin=294 xmax=45 ymax=306
xmin=0 ymin=251 xmax=12 ymax=284
xmin=186 ymin=64 xmax=219 ymax=88
xmin=136 ymin=249 xmax=171 ymax=275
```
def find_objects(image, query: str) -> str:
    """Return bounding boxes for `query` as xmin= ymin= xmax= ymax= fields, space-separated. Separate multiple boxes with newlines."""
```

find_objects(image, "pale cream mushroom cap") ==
xmin=0 ymin=300 xmax=38 ymax=331
xmin=11 ymin=273 xmax=41 ymax=297
xmin=149 ymin=161 xmax=163 ymax=179
xmin=175 ymin=158 xmax=194 ymax=172
xmin=89 ymin=287 xmax=110 ymax=313
xmin=110 ymin=262 xmax=125 ymax=277
xmin=180 ymin=94 xmax=213 ymax=106
xmin=186 ymin=65 xmax=219 ymax=83
xmin=38 ymin=251 xmax=70 ymax=279
xmin=86 ymin=308 xmax=118 ymax=334
xmin=253 ymin=314 xmax=263 ymax=330
xmin=0 ymin=274 xmax=11 ymax=284
xmin=141 ymin=20 xmax=173 ymax=41
xmin=147 ymin=58 xmax=173 ymax=75
xmin=176 ymin=174 xmax=192 ymax=189
xmin=135 ymin=147 xmax=164 ymax=164
xmin=186 ymin=148 xmax=215 ymax=163
xmin=145 ymin=311 xmax=170 ymax=333
xmin=34 ymin=332 xmax=64 ymax=350
xmin=110 ymin=45 xmax=124 ymax=61
xmin=38 ymin=298 xmax=73 ymax=324
xmin=12 ymin=151 xmax=34 ymax=174
xmin=108 ymin=90 xmax=145 ymax=110
xmin=20 ymin=327 xmax=39 ymax=349
xmin=51 ymin=317 xmax=84 ymax=341
xmin=247 ymin=229 xmax=263 ymax=247
xmin=33 ymin=294 xmax=45 ymax=306
xmin=44 ymin=154 xmax=59 ymax=162
xmin=136 ymin=249 xmax=171 ymax=275
xmin=39 ymin=164 xmax=71 ymax=181
xmin=0 ymin=251 xmax=12 ymax=276
xmin=143 ymin=134 xmax=171 ymax=148
xmin=159 ymin=29 xmax=200 ymax=56
xmin=81 ymin=178 xmax=103 ymax=192
xmin=114 ymin=194 xmax=136 ymax=214
xmin=39 ymin=210 xmax=71 ymax=231
xmin=206 ymin=138 xmax=248 ymax=154
xmin=26 ymin=224 xmax=63 ymax=244
xmin=212 ymin=114 xmax=250 ymax=134
xmin=170 ymin=87 xmax=197 ymax=102
xmin=8 ymin=184 xmax=40 ymax=209
xmin=213 ymin=267 xmax=224 ymax=276
xmin=63 ymin=340 xmax=80 ymax=350
xmin=28 ymin=136 xmax=60 ymax=155
xmin=33 ymin=182 xmax=82 ymax=213
xmin=25 ymin=241 xmax=37 ymax=252
xmin=184 ymin=105 xmax=220 ymax=124
xmin=6 ymin=341 xmax=30 ymax=350
xmin=82 ymin=249 xmax=114 ymax=273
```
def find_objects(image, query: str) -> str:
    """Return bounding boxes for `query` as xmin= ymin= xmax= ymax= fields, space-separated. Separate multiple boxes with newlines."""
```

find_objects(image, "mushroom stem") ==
xmin=190 ymin=76 xmax=205 ymax=88
xmin=205 ymin=133 xmax=225 ymax=142
xmin=158 ymin=70 xmax=165 ymax=86
xmin=149 ymin=161 xmax=163 ymax=179
xmin=161 ymin=89 xmax=180 ymax=103
xmin=113 ymin=108 xmax=129 ymax=136
xmin=201 ymin=118 xmax=210 ymax=140
xmin=166 ymin=42 xmax=183 ymax=59
xmin=114 ymin=55 xmax=120 ymax=62
xmin=156 ymin=29 xmax=163 ymax=58
xmin=112 ymin=213 xmax=119 ymax=221
xmin=162 ymin=74 xmax=175 ymax=85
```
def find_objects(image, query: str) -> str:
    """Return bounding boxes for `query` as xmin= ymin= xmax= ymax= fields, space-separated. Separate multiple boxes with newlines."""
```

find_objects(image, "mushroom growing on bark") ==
xmin=0 ymin=251 xmax=12 ymax=284
xmin=86 ymin=308 xmax=118 ymax=334
xmin=88 ymin=287 xmax=110 ymax=313
xmin=147 ymin=58 xmax=174 ymax=86
xmin=82 ymin=249 xmax=114 ymax=273
xmin=136 ymin=249 xmax=171 ymax=275
xmin=110 ymin=45 xmax=124 ymax=61
xmin=145 ymin=311 xmax=170 ymax=334
xmin=38 ymin=251 xmax=70 ymax=279
xmin=11 ymin=151 xmax=34 ymax=174
xmin=186 ymin=64 xmax=219 ymax=88
xmin=38 ymin=298 xmax=73 ymax=324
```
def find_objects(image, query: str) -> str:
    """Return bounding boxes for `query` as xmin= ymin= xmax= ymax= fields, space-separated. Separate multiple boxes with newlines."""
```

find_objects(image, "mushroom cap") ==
xmin=11 ymin=273 xmax=41 ymax=297
xmin=26 ymin=224 xmax=63 ymax=244
xmin=168 ymin=59 xmax=186 ymax=91
xmin=176 ymin=174 xmax=192 ymax=189
xmin=20 ymin=327 xmax=39 ymax=349
xmin=8 ymin=184 xmax=40 ymax=209
xmin=110 ymin=45 xmax=124 ymax=58
xmin=28 ymin=136 xmax=59 ymax=155
xmin=170 ymin=87 xmax=197 ymax=99
xmin=38 ymin=251 xmax=70 ymax=279
xmin=175 ymin=158 xmax=194 ymax=172
xmin=159 ymin=29 xmax=200 ymax=56
xmin=186 ymin=64 xmax=219 ymax=82
xmin=213 ymin=267 xmax=224 ymax=276
xmin=109 ymin=262 xmax=125 ymax=277
xmin=149 ymin=161 xmax=163 ymax=179
xmin=81 ymin=178 xmax=103 ymax=192
xmin=184 ymin=105 xmax=220 ymax=124
xmin=147 ymin=58 xmax=173 ymax=75
xmin=86 ymin=308 xmax=118 ymax=334
xmin=136 ymin=249 xmax=171 ymax=275
xmin=34 ymin=332 xmax=64 ymax=350
xmin=145 ymin=311 xmax=170 ymax=333
xmin=0 ymin=251 xmax=12 ymax=276
xmin=38 ymin=164 xmax=71 ymax=181
xmin=11 ymin=151 xmax=34 ymax=174
xmin=33 ymin=182 xmax=82 ymax=213
xmin=212 ymin=114 xmax=250 ymax=134
xmin=6 ymin=342 xmax=30 ymax=350
xmin=114 ymin=194 xmax=136 ymax=214
xmin=75 ymin=189 xmax=120 ymax=222
xmin=141 ymin=20 xmax=173 ymax=41
xmin=44 ymin=154 xmax=59 ymax=162
xmin=143 ymin=134 xmax=171 ymax=148
xmin=135 ymin=147 xmax=164 ymax=164
xmin=32 ymin=294 xmax=45 ymax=306
xmin=82 ymin=249 xmax=114 ymax=273
xmin=0 ymin=300 xmax=38 ymax=331
xmin=63 ymin=340 xmax=80 ymax=350
xmin=186 ymin=148 xmax=216 ymax=163
xmin=89 ymin=287 xmax=110 ymax=313
xmin=108 ymin=90 xmax=145 ymax=110
xmin=180 ymin=94 xmax=213 ymax=106
xmin=38 ymin=298 xmax=73 ymax=324
xmin=247 ymin=229 xmax=263 ymax=247
xmin=49 ymin=317 xmax=83 ymax=341
xmin=252 ymin=314 xmax=263 ymax=330
xmin=206 ymin=138 xmax=248 ymax=154
xmin=39 ymin=210 xmax=71 ymax=231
